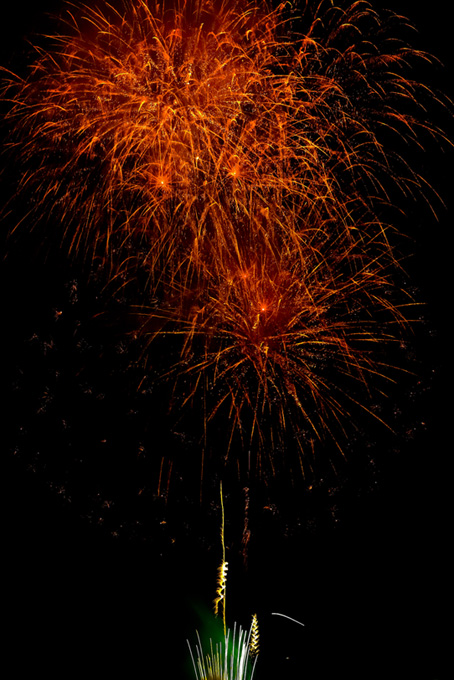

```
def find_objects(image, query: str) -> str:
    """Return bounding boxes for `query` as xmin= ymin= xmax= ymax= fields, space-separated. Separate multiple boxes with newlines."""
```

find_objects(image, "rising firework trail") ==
xmin=1 ymin=0 xmax=448 ymax=492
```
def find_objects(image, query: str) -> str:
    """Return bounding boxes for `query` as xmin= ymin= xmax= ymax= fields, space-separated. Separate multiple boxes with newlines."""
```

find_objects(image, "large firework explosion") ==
xmin=1 ymin=0 xmax=448 ymax=511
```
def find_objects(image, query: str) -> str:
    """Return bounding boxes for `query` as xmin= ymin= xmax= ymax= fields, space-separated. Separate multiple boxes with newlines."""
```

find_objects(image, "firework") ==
xmin=2 ymin=0 xmax=438 ymax=258
xmin=188 ymin=623 xmax=257 ymax=680
xmin=1 ymin=0 xmax=446 ymax=485
xmin=214 ymin=482 xmax=228 ymax=633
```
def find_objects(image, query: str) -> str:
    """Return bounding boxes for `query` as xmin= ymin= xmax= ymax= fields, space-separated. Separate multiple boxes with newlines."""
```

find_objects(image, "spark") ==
xmin=271 ymin=612 xmax=305 ymax=627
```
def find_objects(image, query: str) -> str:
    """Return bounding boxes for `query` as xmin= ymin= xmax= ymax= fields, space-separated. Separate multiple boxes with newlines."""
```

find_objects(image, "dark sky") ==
xmin=2 ymin=2 xmax=452 ymax=678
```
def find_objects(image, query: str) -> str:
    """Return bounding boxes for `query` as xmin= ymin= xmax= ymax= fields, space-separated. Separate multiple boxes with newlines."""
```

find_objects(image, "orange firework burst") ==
xmin=138 ymin=206 xmax=411 ymax=481
xmin=2 ymin=0 xmax=439 ymax=259
xmin=0 ymin=0 xmax=447 ymax=485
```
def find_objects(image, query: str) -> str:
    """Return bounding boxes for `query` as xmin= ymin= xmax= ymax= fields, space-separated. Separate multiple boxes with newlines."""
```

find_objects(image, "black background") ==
xmin=1 ymin=2 xmax=452 ymax=678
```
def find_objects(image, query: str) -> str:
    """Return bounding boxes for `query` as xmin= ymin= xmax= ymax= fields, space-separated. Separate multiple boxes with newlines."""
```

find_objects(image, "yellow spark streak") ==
xmin=213 ymin=482 xmax=228 ymax=636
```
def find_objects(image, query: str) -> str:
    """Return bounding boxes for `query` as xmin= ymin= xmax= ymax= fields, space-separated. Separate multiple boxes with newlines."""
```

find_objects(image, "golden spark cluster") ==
xmin=1 ymin=0 xmax=445 ymax=481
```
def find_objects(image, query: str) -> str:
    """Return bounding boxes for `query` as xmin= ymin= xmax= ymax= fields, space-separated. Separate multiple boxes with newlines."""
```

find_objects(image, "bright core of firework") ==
xmin=1 ymin=0 xmax=444 ymax=483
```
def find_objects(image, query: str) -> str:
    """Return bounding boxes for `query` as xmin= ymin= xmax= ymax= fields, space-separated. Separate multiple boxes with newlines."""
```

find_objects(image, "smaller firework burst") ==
xmin=187 ymin=623 xmax=257 ymax=680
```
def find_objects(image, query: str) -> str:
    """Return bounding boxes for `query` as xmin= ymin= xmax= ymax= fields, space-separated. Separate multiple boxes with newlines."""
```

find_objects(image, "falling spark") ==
xmin=271 ymin=612 xmax=305 ymax=628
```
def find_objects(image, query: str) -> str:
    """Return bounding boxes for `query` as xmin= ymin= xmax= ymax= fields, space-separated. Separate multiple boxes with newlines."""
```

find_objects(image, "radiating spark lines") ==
xmin=1 ymin=0 xmax=448 ymax=487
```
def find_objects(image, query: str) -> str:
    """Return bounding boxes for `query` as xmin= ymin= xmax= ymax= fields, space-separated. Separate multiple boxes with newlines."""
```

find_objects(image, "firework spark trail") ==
xmin=1 ymin=0 xmax=447 ymax=484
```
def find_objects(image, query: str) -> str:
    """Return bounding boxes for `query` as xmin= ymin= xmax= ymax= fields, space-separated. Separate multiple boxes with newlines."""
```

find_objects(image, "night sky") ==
xmin=1 ymin=2 xmax=452 ymax=678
